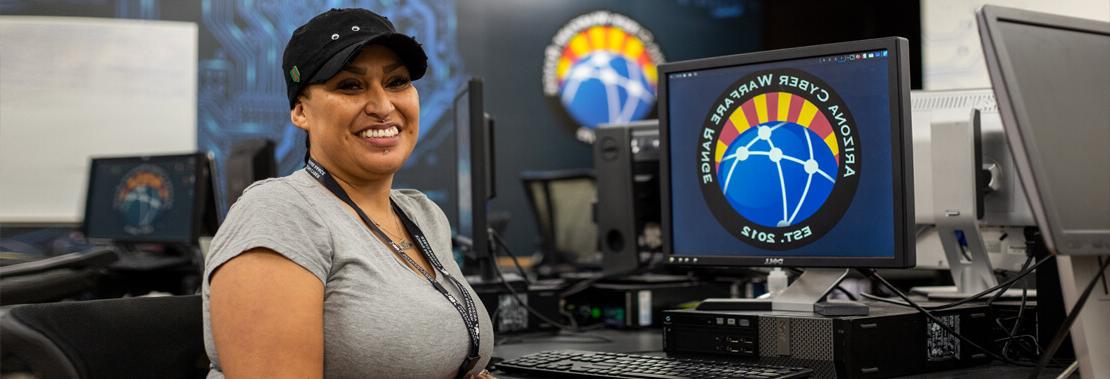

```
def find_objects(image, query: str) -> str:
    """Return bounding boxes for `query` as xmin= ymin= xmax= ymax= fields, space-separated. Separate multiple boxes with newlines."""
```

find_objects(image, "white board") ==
xmin=0 ymin=17 xmax=198 ymax=223
xmin=922 ymin=0 xmax=1110 ymax=90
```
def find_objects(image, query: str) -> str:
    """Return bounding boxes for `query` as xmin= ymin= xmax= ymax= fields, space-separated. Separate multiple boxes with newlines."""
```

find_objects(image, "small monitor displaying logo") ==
xmin=697 ymin=69 xmax=861 ymax=249
xmin=543 ymin=11 xmax=665 ymax=142
xmin=113 ymin=164 xmax=174 ymax=236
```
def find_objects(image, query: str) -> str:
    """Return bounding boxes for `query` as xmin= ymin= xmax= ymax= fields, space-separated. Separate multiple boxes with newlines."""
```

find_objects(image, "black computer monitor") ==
xmin=659 ymin=38 xmax=914 ymax=313
xmin=454 ymin=78 xmax=496 ymax=278
xmin=979 ymin=6 xmax=1110 ymax=377
xmin=83 ymin=153 xmax=216 ymax=244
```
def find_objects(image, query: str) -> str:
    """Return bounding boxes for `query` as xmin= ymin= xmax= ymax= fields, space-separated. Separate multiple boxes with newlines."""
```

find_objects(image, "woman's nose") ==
xmin=362 ymin=85 xmax=396 ymax=121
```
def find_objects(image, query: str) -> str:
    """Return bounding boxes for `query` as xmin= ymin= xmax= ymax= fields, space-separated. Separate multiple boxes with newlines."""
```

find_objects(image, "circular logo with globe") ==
xmin=113 ymin=165 xmax=174 ymax=236
xmin=697 ymin=69 xmax=861 ymax=249
xmin=542 ymin=11 xmax=664 ymax=142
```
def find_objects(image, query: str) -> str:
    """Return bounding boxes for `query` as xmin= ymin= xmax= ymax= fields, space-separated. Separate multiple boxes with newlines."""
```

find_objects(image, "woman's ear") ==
xmin=290 ymin=100 xmax=309 ymax=131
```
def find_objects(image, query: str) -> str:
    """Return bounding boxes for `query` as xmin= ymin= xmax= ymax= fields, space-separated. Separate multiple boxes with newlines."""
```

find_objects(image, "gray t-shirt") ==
xmin=202 ymin=170 xmax=493 ymax=378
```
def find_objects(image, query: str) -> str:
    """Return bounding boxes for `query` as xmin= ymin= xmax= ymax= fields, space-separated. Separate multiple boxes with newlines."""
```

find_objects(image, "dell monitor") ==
xmin=979 ymin=5 xmax=1110 ymax=378
xmin=454 ymin=78 xmax=497 ymax=280
xmin=659 ymin=37 xmax=914 ymax=314
xmin=83 ymin=153 xmax=217 ymax=245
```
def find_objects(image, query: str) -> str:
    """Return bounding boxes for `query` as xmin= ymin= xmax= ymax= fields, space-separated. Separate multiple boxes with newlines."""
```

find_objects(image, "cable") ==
xmin=863 ymin=269 xmax=1035 ymax=367
xmin=833 ymin=285 xmax=858 ymax=301
xmin=489 ymin=230 xmax=532 ymax=285
xmin=990 ymin=255 xmax=1034 ymax=362
xmin=1001 ymin=285 xmax=1031 ymax=361
xmin=1029 ymin=255 xmax=1110 ymax=379
xmin=864 ymin=255 xmax=1054 ymax=311
xmin=859 ymin=292 xmax=910 ymax=306
xmin=986 ymin=255 xmax=1034 ymax=309
xmin=484 ymin=232 xmax=610 ymax=336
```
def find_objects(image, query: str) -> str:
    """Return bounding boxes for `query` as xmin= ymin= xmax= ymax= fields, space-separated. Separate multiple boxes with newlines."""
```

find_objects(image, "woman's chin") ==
xmin=355 ymin=156 xmax=406 ymax=177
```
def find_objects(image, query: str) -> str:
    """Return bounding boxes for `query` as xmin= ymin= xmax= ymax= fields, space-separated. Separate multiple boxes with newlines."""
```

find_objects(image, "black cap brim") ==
xmin=308 ymin=33 xmax=428 ymax=85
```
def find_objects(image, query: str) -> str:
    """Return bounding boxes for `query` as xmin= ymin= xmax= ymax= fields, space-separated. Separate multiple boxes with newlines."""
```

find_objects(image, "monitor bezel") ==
xmin=658 ymin=37 xmax=915 ymax=269
xmin=978 ymin=5 xmax=1110 ymax=256
xmin=82 ymin=152 xmax=210 ymax=244
xmin=453 ymin=78 xmax=491 ymax=267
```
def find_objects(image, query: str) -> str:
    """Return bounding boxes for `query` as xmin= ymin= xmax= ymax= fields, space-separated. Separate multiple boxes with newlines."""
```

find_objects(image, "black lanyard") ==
xmin=305 ymin=158 xmax=481 ymax=378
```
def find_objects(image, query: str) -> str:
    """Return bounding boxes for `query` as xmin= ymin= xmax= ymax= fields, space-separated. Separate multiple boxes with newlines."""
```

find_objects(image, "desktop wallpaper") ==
xmin=668 ymin=50 xmax=897 ymax=258
xmin=85 ymin=156 xmax=199 ymax=243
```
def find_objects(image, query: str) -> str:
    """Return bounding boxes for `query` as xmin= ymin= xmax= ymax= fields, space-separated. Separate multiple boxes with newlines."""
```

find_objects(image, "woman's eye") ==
xmin=337 ymin=80 xmax=363 ymax=91
xmin=387 ymin=77 xmax=411 ymax=89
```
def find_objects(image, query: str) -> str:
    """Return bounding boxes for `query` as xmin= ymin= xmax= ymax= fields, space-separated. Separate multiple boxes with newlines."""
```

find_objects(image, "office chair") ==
xmin=520 ymin=169 xmax=599 ymax=272
xmin=0 ymin=295 xmax=208 ymax=379
xmin=0 ymin=249 xmax=118 ymax=306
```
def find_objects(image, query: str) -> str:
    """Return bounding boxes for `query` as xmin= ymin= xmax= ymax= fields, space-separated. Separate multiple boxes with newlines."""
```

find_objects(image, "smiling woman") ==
xmin=202 ymin=8 xmax=494 ymax=379
xmin=294 ymin=45 xmax=422 ymax=188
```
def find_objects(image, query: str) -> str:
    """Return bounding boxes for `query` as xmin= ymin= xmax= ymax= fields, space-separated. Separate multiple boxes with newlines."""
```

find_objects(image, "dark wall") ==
xmin=760 ymin=0 xmax=922 ymax=89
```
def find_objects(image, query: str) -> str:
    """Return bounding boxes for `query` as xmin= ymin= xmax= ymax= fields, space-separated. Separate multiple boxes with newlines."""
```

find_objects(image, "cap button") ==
xmin=331 ymin=33 xmax=339 ymax=40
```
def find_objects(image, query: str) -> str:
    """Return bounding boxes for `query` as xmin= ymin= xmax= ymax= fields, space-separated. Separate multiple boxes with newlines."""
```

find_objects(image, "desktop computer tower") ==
xmin=663 ymin=303 xmax=995 ymax=379
xmin=472 ymin=279 xmax=562 ymax=334
xmin=564 ymin=280 xmax=730 ymax=329
xmin=594 ymin=121 xmax=662 ymax=275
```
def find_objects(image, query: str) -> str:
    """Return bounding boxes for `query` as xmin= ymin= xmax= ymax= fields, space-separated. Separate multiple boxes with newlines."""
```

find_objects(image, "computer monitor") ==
xmin=83 ymin=153 xmax=217 ymax=244
xmin=979 ymin=5 xmax=1110 ymax=378
xmin=222 ymin=139 xmax=276 ymax=217
xmin=910 ymin=89 xmax=1036 ymax=298
xmin=454 ymin=78 xmax=497 ymax=280
xmin=659 ymin=37 xmax=914 ymax=314
xmin=979 ymin=6 xmax=1110 ymax=257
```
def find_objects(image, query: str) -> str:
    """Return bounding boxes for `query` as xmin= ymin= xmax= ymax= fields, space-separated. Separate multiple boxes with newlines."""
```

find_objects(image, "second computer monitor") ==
xmin=455 ymin=78 xmax=495 ymax=264
xmin=84 ymin=153 xmax=213 ymax=244
xmin=660 ymin=37 xmax=914 ymax=268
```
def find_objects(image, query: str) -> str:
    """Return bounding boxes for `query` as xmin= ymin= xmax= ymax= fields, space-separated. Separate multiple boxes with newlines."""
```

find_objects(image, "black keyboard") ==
xmin=495 ymin=350 xmax=812 ymax=379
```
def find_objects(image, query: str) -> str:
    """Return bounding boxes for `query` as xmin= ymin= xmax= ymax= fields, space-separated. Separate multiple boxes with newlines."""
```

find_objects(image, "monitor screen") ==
xmin=84 ymin=153 xmax=205 ymax=243
xmin=980 ymin=6 xmax=1110 ymax=255
xmin=661 ymin=38 xmax=914 ymax=268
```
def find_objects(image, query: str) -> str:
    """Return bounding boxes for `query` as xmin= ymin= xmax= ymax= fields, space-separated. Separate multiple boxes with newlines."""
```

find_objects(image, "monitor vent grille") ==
xmin=911 ymin=90 xmax=998 ymax=113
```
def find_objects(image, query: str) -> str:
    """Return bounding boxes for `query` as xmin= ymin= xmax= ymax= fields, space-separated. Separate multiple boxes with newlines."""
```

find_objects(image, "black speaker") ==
xmin=594 ymin=121 xmax=661 ymax=275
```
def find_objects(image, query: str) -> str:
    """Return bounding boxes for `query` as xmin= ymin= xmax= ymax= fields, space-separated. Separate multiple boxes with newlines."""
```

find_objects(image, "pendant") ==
xmin=392 ymin=241 xmax=415 ymax=251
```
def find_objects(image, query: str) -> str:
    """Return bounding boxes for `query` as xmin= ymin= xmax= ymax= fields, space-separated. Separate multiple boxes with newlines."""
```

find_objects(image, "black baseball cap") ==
xmin=282 ymin=8 xmax=428 ymax=108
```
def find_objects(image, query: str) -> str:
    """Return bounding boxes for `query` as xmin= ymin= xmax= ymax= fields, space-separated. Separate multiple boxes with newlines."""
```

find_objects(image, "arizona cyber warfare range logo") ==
xmin=697 ymin=69 xmax=861 ymax=250
xmin=113 ymin=165 xmax=174 ymax=236
xmin=542 ymin=11 xmax=664 ymax=143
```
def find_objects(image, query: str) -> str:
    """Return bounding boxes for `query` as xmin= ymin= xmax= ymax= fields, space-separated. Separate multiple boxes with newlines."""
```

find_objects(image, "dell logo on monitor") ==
xmin=764 ymin=258 xmax=784 ymax=265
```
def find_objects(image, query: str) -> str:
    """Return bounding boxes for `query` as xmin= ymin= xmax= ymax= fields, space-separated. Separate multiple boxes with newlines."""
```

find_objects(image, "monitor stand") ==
xmin=910 ymin=220 xmax=1017 ymax=301
xmin=697 ymin=268 xmax=868 ymax=316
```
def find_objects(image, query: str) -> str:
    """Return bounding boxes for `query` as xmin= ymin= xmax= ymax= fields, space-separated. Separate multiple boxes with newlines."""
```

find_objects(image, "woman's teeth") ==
xmin=360 ymin=126 xmax=399 ymax=138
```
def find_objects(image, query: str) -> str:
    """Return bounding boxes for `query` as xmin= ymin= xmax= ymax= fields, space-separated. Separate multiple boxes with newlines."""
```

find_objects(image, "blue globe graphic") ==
xmin=559 ymin=51 xmax=655 ymax=128
xmin=717 ymin=121 xmax=838 ymax=228
xmin=119 ymin=185 xmax=166 ymax=230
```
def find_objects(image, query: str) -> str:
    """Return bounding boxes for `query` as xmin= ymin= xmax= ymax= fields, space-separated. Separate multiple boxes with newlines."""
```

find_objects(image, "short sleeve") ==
xmin=204 ymin=180 xmax=333 ymax=285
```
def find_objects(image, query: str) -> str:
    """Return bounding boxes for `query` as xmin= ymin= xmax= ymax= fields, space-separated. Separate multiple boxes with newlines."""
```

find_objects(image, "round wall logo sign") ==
xmin=542 ymin=11 xmax=664 ymax=142
xmin=697 ymin=69 xmax=861 ymax=249
xmin=113 ymin=164 xmax=174 ymax=236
